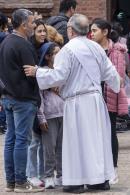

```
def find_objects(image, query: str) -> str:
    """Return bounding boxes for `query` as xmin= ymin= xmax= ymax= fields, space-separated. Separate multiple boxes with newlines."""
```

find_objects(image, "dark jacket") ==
xmin=47 ymin=12 xmax=69 ymax=45
xmin=0 ymin=34 xmax=41 ymax=107
xmin=0 ymin=32 xmax=7 ymax=44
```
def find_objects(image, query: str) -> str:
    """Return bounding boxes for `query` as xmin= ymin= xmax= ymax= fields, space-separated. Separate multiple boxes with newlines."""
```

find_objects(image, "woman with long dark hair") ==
xmin=26 ymin=19 xmax=47 ymax=187
xmin=91 ymin=18 xmax=128 ymax=185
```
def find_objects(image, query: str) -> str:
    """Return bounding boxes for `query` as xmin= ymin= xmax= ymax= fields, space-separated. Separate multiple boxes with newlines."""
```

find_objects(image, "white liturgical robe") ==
xmin=36 ymin=36 xmax=120 ymax=185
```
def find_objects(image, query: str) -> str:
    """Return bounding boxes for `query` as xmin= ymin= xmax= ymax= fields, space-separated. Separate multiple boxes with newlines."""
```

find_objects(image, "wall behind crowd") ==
xmin=0 ymin=0 xmax=108 ymax=21
xmin=51 ymin=0 xmax=107 ymax=21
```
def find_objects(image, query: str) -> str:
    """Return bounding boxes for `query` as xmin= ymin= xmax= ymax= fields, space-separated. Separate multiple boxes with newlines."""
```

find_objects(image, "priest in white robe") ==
xmin=24 ymin=14 xmax=121 ymax=193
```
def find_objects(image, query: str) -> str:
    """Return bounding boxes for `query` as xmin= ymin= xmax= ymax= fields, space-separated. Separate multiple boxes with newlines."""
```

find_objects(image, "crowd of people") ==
xmin=0 ymin=0 xmax=130 ymax=193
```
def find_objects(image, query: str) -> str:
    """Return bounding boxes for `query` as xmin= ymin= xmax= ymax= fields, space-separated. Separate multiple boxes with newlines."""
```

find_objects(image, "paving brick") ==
xmin=0 ymin=131 xmax=130 ymax=195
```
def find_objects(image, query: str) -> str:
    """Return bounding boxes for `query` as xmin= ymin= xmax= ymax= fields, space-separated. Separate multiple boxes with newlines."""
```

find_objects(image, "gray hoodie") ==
xmin=38 ymin=88 xmax=64 ymax=123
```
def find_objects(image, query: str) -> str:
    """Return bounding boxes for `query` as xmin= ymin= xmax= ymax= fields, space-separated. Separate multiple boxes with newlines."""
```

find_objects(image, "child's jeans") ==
xmin=26 ymin=131 xmax=44 ymax=179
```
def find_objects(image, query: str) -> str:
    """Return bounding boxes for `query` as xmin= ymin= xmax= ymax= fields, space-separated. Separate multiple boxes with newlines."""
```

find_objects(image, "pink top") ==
xmin=104 ymin=39 xmax=128 ymax=115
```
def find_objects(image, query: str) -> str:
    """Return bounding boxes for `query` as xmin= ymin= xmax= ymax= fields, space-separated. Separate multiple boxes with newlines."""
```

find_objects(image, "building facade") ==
xmin=0 ymin=0 xmax=112 ymax=21
xmin=52 ymin=0 xmax=110 ymax=21
xmin=0 ymin=0 xmax=129 ymax=23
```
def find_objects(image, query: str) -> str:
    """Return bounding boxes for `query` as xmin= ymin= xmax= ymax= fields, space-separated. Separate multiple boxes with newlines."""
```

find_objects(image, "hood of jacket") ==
xmin=38 ymin=42 xmax=54 ymax=67
xmin=108 ymin=39 xmax=127 ymax=54
xmin=47 ymin=12 xmax=69 ymax=26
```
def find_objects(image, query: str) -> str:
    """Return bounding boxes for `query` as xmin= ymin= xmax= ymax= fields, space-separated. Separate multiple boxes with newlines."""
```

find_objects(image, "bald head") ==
xmin=68 ymin=14 xmax=89 ymax=36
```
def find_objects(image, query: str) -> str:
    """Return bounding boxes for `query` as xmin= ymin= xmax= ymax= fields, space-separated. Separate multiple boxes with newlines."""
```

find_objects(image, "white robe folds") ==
xmin=36 ymin=36 xmax=120 ymax=185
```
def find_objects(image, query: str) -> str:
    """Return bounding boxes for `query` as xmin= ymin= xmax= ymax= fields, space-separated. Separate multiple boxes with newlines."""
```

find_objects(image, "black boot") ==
xmin=87 ymin=180 xmax=110 ymax=191
xmin=97 ymin=180 xmax=110 ymax=190
xmin=63 ymin=185 xmax=85 ymax=193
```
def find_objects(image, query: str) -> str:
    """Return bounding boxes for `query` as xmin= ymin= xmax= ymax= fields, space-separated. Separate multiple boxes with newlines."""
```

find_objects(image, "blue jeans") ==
xmin=1 ymin=97 xmax=37 ymax=184
xmin=26 ymin=131 xmax=44 ymax=179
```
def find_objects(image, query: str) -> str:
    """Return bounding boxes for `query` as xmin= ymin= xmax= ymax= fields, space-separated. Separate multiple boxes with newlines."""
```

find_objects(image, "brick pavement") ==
xmin=0 ymin=131 xmax=130 ymax=195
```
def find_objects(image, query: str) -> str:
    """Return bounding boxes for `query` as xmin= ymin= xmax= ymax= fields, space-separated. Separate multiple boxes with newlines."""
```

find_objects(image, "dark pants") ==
xmin=109 ymin=112 xmax=118 ymax=167
xmin=42 ymin=117 xmax=63 ymax=178
xmin=0 ymin=109 xmax=6 ymax=126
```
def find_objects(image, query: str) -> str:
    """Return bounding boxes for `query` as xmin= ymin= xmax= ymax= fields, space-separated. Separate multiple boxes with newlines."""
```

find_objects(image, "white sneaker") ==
xmin=55 ymin=176 xmax=62 ymax=186
xmin=14 ymin=182 xmax=44 ymax=193
xmin=109 ymin=168 xmax=119 ymax=185
xmin=28 ymin=177 xmax=44 ymax=187
xmin=45 ymin=177 xmax=55 ymax=189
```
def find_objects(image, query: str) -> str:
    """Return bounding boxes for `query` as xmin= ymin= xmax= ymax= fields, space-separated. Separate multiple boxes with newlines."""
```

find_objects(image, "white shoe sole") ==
xmin=14 ymin=187 xmax=44 ymax=193
xmin=5 ymin=188 xmax=14 ymax=192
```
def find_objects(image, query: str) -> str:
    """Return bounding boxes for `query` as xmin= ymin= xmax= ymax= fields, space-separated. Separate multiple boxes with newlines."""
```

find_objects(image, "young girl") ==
xmin=91 ymin=19 xmax=128 ymax=184
xmin=38 ymin=42 xmax=64 ymax=189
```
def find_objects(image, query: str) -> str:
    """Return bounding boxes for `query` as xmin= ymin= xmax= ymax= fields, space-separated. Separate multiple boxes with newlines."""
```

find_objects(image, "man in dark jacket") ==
xmin=0 ymin=9 xmax=44 ymax=193
xmin=47 ymin=0 xmax=77 ymax=44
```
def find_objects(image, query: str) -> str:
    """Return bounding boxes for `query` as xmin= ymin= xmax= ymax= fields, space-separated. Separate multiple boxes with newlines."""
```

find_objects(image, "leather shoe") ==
xmin=87 ymin=180 xmax=110 ymax=191
xmin=63 ymin=185 xmax=85 ymax=193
